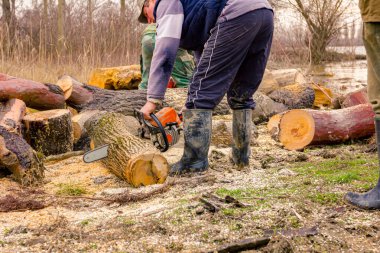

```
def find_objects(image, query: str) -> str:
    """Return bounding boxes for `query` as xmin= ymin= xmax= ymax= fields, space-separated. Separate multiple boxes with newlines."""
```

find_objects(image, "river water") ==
xmin=306 ymin=60 xmax=368 ymax=97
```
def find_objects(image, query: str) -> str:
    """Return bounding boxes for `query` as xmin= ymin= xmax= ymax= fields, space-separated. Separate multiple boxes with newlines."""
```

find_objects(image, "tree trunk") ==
xmin=0 ymin=99 xmax=26 ymax=135
xmin=0 ymin=73 xmax=66 ymax=110
xmin=268 ymin=84 xmax=315 ymax=109
xmin=0 ymin=126 xmax=45 ymax=185
xmin=23 ymin=109 xmax=73 ymax=156
xmin=270 ymin=104 xmax=375 ymax=150
xmin=252 ymin=92 xmax=288 ymax=124
xmin=61 ymin=75 xmax=231 ymax=116
xmin=84 ymin=112 xmax=169 ymax=187
xmin=57 ymin=0 xmax=65 ymax=57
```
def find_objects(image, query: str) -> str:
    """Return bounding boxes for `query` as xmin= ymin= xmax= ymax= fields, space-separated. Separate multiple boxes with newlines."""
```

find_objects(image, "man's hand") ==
xmin=140 ymin=101 xmax=157 ymax=119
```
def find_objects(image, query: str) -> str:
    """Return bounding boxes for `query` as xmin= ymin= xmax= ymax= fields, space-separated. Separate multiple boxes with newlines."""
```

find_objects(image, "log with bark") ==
xmin=0 ymin=73 xmax=66 ymax=110
xmin=23 ymin=109 xmax=74 ymax=156
xmin=0 ymin=126 xmax=45 ymax=185
xmin=268 ymin=84 xmax=315 ymax=109
xmin=88 ymin=65 xmax=142 ymax=90
xmin=333 ymin=88 xmax=369 ymax=109
xmin=84 ymin=112 xmax=169 ymax=187
xmin=0 ymin=99 xmax=26 ymax=135
xmin=257 ymin=69 xmax=279 ymax=94
xmin=268 ymin=104 xmax=375 ymax=150
xmin=252 ymin=92 xmax=288 ymax=124
xmin=59 ymin=75 xmax=231 ymax=116
xmin=271 ymin=69 xmax=306 ymax=87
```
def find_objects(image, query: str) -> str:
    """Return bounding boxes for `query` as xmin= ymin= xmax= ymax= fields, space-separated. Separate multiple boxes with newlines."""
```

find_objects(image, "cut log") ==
xmin=267 ymin=113 xmax=285 ymax=141
xmin=268 ymin=84 xmax=315 ymax=109
xmin=258 ymin=69 xmax=279 ymax=94
xmin=271 ymin=69 xmax=306 ymax=87
xmin=0 ymin=73 xmax=66 ymax=110
xmin=252 ymin=92 xmax=288 ymax=124
xmin=88 ymin=65 xmax=142 ymax=90
xmin=62 ymin=75 xmax=231 ymax=116
xmin=84 ymin=112 xmax=169 ymax=187
xmin=0 ymin=99 xmax=26 ymax=135
xmin=0 ymin=126 xmax=45 ymax=185
xmin=272 ymin=104 xmax=375 ymax=150
xmin=23 ymin=109 xmax=74 ymax=156
xmin=340 ymin=88 xmax=369 ymax=108
xmin=312 ymin=84 xmax=333 ymax=109
xmin=72 ymin=110 xmax=100 ymax=143
xmin=56 ymin=75 xmax=73 ymax=100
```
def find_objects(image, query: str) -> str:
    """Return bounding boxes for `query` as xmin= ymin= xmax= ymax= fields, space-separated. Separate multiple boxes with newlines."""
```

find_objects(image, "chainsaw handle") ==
xmin=149 ymin=113 xmax=170 ymax=152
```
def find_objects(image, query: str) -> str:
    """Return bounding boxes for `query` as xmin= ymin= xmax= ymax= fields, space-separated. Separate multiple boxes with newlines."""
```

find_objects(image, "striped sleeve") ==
xmin=147 ymin=0 xmax=184 ymax=102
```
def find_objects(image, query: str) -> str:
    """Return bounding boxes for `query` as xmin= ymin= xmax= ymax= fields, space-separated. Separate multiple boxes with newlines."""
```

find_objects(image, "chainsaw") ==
xmin=83 ymin=107 xmax=182 ymax=163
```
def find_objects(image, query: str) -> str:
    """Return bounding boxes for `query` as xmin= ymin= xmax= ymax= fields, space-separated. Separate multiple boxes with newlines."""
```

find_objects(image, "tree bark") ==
xmin=84 ymin=112 xmax=169 ymax=187
xmin=252 ymin=92 xmax=288 ymax=124
xmin=270 ymin=104 xmax=375 ymax=150
xmin=0 ymin=73 xmax=66 ymax=110
xmin=339 ymin=88 xmax=368 ymax=108
xmin=0 ymin=126 xmax=45 ymax=185
xmin=268 ymin=84 xmax=315 ymax=109
xmin=61 ymin=75 xmax=231 ymax=116
xmin=0 ymin=99 xmax=26 ymax=135
xmin=271 ymin=69 xmax=306 ymax=87
xmin=23 ymin=109 xmax=73 ymax=156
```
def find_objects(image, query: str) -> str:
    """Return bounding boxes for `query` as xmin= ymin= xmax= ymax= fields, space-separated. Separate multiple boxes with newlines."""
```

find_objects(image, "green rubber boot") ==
xmin=170 ymin=109 xmax=212 ymax=176
xmin=231 ymin=109 xmax=252 ymax=167
xmin=345 ymin=118 xmax=380 ymax=209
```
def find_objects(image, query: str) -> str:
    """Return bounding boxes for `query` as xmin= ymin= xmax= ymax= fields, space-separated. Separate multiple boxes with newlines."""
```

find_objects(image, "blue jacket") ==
xmin=154 ymin=0 xmax=228 ymax=51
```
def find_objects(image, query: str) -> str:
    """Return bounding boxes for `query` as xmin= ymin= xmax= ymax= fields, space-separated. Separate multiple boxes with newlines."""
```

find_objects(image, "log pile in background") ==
xmin=88 ymin=65 xmax=142 ymax=90
xmin=268 ymin=84 xmax=315 ymax=109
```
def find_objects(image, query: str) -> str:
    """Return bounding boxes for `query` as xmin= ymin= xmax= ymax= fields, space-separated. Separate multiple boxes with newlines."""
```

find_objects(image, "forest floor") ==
xmin=1 ymin=120 xmax=380 ymax=253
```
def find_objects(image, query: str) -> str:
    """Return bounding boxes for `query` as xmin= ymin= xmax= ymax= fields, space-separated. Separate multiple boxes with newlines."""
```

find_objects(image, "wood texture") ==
xmin=275 ymin=104 xmax=375 ymax=150
xmin=0 ymin=99 xmax=26 ymax=135
xmin=84 ymin=112 xmax=169 ymax=187
xmin=64 ymin=76 xmax=231 ymax=116
xmin=0 ymin=126 xmax=45 ymax=185
xmin=23 ymin=109 xmax=74 ymax=156
xmin=0 ymin=73 xmax=66 ymax=110
xmin=269 ymin=84 xmax=315 ymax=109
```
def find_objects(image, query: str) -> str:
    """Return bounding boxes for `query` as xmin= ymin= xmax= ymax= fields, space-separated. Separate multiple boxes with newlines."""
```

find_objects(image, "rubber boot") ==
xmin=170 ymin=109 xmax=212 ymax=175
xmin=232 ymin=109 xmax=252 ymax=167
xmin=345 ymin=118 xmax=380 ymax=210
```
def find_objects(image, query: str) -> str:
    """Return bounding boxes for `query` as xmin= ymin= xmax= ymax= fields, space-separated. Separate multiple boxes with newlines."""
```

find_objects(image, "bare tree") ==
xmin=57 ymin=0 xmax=65 ymax=57
xmin=2 ymin=0 xmax=17 ymax=52
xmin=285 ymin=0 xmax=352 ymax=65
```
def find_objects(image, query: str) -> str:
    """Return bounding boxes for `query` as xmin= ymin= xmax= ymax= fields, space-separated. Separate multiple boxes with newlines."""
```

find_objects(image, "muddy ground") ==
xmin=1 ymin=62 xmax=379 ymax=252
xmin=1 ymin=120 xmax=380 ymax=253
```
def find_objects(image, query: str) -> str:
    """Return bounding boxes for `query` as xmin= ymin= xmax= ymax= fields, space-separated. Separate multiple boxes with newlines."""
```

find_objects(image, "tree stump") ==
xmin=84 ymin=112 xmax=169 ymax=187
xmin=268 ymin=84 xmax=315 ymax=109
xmin=0 ymin=126 xmax=45 ymax=185
xmin=269 ymin=104 xmax=375 ymax=150
xmin=23 ymin=109 xmax=74 ymax=156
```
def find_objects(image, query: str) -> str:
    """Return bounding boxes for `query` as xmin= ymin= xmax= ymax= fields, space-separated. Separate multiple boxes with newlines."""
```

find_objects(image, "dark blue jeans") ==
xmin=185 ymin=8 xmax=274 ymax=110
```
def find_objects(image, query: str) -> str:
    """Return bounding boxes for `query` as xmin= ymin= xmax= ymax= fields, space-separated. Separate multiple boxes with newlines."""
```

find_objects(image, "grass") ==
xmin=308 ymin=192 xmax=342 ymax=205
xmin=291 ymin=156 xmax=378 ymax=188
xmin=56 ymin=183 xmax=88 ymax=196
